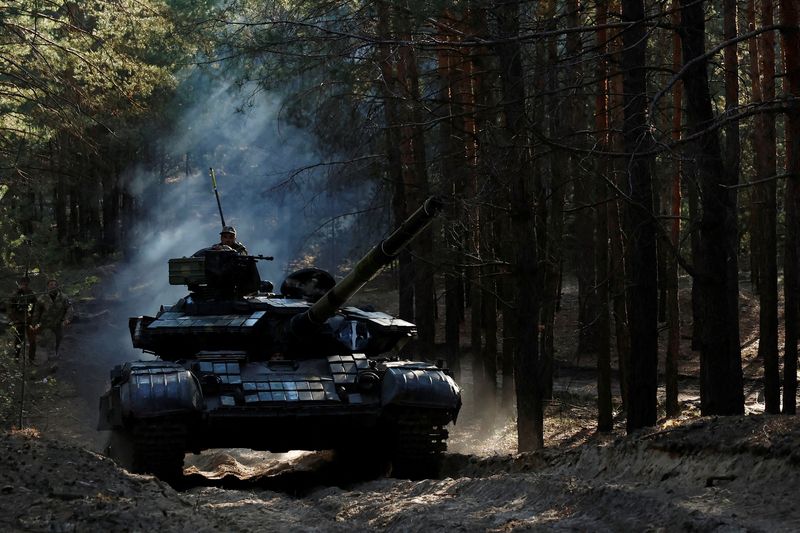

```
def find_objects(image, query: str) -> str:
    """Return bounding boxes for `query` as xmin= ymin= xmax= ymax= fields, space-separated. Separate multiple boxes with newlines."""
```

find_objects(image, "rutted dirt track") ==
xmin=4 ymin=286 xmax=800 ymax=531
xmin=3 ymin=415 xmax=800 ymax=532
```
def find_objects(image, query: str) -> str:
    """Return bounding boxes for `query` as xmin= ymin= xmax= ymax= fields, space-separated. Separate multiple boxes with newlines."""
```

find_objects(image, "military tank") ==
xmin=98 ymin=197 xmax=461 ymax=480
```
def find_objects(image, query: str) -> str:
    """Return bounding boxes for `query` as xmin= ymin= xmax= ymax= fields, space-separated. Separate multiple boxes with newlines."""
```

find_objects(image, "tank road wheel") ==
xmin=105 ymin=418 xmax=187 ymax=482
xmin=385 ymin=408 xmax=450 ymax=479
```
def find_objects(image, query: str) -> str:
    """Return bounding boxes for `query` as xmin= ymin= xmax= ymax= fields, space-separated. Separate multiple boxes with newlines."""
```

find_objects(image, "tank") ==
xmin=98 ymin=197 xmax=461 ymax=480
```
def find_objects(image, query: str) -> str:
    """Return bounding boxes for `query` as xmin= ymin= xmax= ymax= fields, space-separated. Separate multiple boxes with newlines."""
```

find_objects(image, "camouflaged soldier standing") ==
xmin=34 ymin=279 xmax=73 ymax=359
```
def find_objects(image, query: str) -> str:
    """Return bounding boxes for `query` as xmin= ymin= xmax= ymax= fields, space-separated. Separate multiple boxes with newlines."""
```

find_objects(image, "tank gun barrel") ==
xmin=295 ymin=196 xmax=443 ymax=331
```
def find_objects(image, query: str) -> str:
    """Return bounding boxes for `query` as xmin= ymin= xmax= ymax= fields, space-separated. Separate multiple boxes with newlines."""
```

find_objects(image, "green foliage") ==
xmin=0 ymin=0 xmax=212 ymax=265
xmin=69 ymin=275 xmax=100 ymax=298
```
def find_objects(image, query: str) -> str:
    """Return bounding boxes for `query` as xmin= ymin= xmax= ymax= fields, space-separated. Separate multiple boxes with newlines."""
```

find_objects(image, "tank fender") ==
xmin=98 ymin=362 xmax=203 ymax=430
xmin=381 ymin=365 xmax=462 ymax=418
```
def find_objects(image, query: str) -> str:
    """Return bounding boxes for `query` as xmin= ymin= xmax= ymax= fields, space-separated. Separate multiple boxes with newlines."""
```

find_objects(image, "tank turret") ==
xmin=99 ymin=196 xmax=460 ymax=481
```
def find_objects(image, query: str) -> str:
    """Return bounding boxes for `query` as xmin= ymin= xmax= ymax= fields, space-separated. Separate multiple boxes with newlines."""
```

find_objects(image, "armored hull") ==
xmin=98 ymin=198 xmax=461 ymax=479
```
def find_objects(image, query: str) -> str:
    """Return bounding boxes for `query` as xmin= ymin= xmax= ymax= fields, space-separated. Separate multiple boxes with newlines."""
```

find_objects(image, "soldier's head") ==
xmin=220 ymin=226 xmax=237 ymax=247
xmin=17 ymin=276 xmax=30 ymax=289
xmin=47 ymin=279 xmax=59 ymax=295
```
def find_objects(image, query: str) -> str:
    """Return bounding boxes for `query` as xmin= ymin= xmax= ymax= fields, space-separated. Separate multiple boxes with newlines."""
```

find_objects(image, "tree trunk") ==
xmin=68 ymin=178 xmax=80 ymax=241
xmin=781 ymin=0 xmax=800 ymax=414
xmin=537 ymin=0 xmax=559 ymax=402
xmin=723 ymin=0 xmax=741 ymax=210
xmin=665 ymin=0 xmax=683 ymax=418
xmin=481 ymin=224 xmax=498 ymax=415
xmin=607 ymin=0 xmax=631 ymax=410
xmin=681 ymin=0 xmax=745 ymax=416
xmin=396 ymin=9 xmax=436 ymax=353
xmin=595 ymin=0 xmax=613 ymax=432
xmin=754 ymin=0 xmax=780 ymax=414
xmin=748 ymin=5 xmax=764 ymax=298
xmin=53 ymin=141 xmax=67 ymax=242
xmin=101 ymin=148 xmax=120 ymax=255
xmin=568 ymin=0 xmax=597 ymax=361
xmin=494 ymin=0 xmax=542 ymax=451
xmin=437 ymin=23 xmax=464 ymax=381
xmin=621 ymin=0 xmax=658 ymax=432
xmin=376 ymin=0 xmax=414 ymax=324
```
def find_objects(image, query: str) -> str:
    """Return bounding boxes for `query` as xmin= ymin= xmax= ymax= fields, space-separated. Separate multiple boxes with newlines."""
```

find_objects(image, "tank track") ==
xmin=386 ymin=408 xmax=450 ymax=479
xmin=106 ymin=417 xmax=187 ymax=481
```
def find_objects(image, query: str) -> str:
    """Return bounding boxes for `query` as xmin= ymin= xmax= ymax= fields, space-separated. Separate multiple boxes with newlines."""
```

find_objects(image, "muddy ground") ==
xmin=2 ymin=274 xmax=800 ymax=531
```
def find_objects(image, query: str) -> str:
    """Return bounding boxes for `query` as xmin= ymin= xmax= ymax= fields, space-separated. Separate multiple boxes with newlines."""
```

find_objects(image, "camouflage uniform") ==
xmin=9 ymin=286 xmax=37 ymax=361
xmin=219 ymin=241 xmax=248 ymax=255
xmin=34 ymin=288 xmax=73 ymax=357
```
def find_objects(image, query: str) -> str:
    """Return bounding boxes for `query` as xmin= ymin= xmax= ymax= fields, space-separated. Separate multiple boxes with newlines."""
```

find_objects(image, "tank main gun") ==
xmin=291 ymin=196 xmax=443 ymax=334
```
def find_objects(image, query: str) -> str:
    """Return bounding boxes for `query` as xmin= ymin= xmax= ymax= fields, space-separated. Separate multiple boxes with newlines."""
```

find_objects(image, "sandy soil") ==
xmin=2 ymin=274 xmax=799 ymax=531
xmin=3 ymin=415 xmax=800 ymax=532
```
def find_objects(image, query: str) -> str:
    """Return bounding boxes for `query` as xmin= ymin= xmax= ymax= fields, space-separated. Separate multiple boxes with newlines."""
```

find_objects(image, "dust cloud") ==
xmin=87 ymin=76 xmax=381 ymax=370
xmin=64 ymin=76 xmax=383 ymax=452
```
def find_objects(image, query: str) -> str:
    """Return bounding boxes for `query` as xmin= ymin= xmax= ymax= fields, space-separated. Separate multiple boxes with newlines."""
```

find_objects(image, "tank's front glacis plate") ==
xmin=196 ymin=355 xmax=371 ymax=410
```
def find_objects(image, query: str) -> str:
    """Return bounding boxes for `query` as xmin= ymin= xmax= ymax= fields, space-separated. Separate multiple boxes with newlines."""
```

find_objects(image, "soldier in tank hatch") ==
xmin=34 ymin=278 xmax=73 ymax=360
xmin=217 ymin=225 xmax=248 ymax=255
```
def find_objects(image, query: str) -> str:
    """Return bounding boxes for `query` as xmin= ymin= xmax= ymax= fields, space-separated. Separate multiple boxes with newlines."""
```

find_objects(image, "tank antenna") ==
xmin=209 ymin=167 xmax=226 ymax=228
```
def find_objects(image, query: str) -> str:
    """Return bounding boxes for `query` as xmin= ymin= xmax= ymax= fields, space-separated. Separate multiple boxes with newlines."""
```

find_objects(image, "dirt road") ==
xmin=4 ymin=414 xmax=800 ymax=531
xmin=4 ymin=293 xmax=800 ymax=531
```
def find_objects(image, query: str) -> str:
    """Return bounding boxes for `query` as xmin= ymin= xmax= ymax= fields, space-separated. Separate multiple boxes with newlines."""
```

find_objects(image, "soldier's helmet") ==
xmin=220 ymin=225 xmax=236 ymax=236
